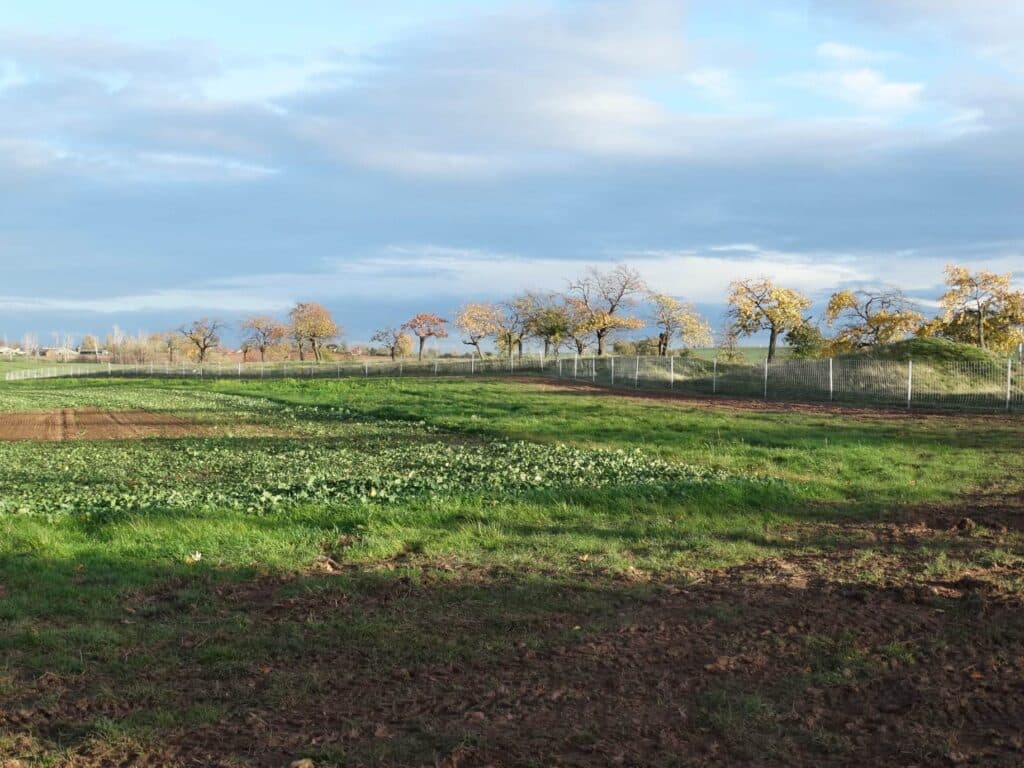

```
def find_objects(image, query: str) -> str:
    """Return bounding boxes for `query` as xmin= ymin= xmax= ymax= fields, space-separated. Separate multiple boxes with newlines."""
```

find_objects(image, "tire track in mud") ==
xmin=0 ymin=409 xmax=207 ymax=441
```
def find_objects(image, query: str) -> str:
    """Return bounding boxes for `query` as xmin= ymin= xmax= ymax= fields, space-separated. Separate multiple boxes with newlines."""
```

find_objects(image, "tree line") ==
xmin=10 ymin=263 xmax=1022 ymax=365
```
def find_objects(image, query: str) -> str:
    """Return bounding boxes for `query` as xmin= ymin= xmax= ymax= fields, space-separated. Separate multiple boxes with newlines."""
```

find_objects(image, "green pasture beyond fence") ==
xmin=4 ymin=355 xmax=1024 ymax=413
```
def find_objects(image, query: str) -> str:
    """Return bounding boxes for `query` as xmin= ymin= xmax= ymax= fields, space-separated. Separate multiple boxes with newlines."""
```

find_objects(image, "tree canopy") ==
xmin=727 ymin=278 xmax=811 ymax=362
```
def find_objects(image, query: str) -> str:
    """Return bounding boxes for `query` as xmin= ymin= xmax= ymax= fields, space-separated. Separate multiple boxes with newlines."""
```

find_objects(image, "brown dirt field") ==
xmin=5 ymin=496 xmax=1024 ymax=767
xmin=510 ymin=377 xmax=1022 ymax=421
xmin=0 ymin=408 xmax=205 ymax=441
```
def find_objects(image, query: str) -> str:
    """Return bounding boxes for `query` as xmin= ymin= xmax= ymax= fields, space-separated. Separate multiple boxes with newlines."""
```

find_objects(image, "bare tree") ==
xmin=371 ymin=327 xmax=413 ymax=360
xmin=241 ymin=315 xmax=287 ymax=363
xmin=566 ymin=265 xmax=647 ymax=355
xmin=178 ymin=318 xmax=223 ymax=364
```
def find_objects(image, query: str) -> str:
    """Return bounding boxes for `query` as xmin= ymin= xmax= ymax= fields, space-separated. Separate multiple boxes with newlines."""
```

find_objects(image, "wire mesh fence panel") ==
xmin=1012 ymin=359 xmax=1024 ymax=412
xmin=635 ymin=356 xmax=670 ymax=390
xmin=669 ymin=357 xmax=717 ymax=395
xmin=911 ymin=360 xmax=1006 ymax=411
xmin=832 ymin=359 xmax=907 ymax=407
xmin=766 ymin=359 xmax=832 ymax=402
xmin=5 ymin=354 xmax=1024 ymax=414
xmin=712 ymin=361 xmax=765 ymax=399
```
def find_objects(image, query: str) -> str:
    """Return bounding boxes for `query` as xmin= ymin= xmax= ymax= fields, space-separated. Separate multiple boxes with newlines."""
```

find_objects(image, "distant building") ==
xmin=40 ymin=346 xmax=78 ymax=361
xmin=0 ymin=346 xmax=25 ymax=356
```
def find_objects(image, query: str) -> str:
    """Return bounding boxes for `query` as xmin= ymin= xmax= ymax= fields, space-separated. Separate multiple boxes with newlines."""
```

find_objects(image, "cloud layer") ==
xmin=0 ymin=0 xmax=1021 ymax=341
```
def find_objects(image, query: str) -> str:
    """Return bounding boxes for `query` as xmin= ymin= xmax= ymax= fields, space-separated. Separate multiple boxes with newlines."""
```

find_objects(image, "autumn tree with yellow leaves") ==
xmin=289 ymin=302 xmax=339 ymax=362
xmin=491 ymin=297 xmax=533 ymax=358
xmin=454 ymin=303 xmax=503 ymax=358
xmin=648 ymin=292 xmax=712 ymax=356
xmin=727 ymin=278 xmax=811 ymax=362
xmin=924 ymin=265 xmax=1024 ymax=352
xmin=563 ymin=297 xmax=596 ymax=355
xmin=824 ymin=289 xmax=923 ymax=353
xmin=522 ymin=292 xmax=572 ymax=357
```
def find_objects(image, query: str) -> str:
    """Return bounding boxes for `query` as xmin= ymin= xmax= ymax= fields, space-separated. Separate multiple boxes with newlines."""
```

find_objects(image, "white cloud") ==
xmin=791 ymin=67 xmax=924 ymax=113
xmin=0 ymin=246 xmax=867 ymax=314
xmin=684 ymin=67 xmax=738 ymax=101
xmin=812 ymin=0 xmax=1024 ymax=71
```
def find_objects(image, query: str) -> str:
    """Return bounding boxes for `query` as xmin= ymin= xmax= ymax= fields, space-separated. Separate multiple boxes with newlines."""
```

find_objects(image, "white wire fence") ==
xmin=4 ymin=355 xmax=1023 ymax=413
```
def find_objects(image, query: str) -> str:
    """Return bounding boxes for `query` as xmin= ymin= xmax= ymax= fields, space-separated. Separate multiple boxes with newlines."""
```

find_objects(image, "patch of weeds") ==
xmin=877 ymin=641 xmax=917 ymax=666
xmin=922 ymin=551 xmax=964 ymax=579
xmin=801 ymin=632 xmax=876 ymax=686
xmin=697 ymin=686 xmax=778 ymax=745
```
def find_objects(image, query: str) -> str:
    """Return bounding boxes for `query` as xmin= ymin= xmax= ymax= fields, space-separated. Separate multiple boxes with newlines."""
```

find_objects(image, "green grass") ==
xmin=691 ymin=345 xmax=792 ymax=362
xmin=845 ymin=336 xmax=1007 ymax=365
xmin=1 ymin=376 xmax=1022 ymax=765
xmin=1 ymin=376 xmax=1019 ymax=581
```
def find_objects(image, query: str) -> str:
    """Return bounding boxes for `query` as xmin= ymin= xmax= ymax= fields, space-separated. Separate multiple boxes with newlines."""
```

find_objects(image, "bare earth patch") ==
xmin=0 ymin=409 xmax=207 ymax=441
xmin=4 ymin=491 xmax=1024 ymax=768
xmin=513 ymin=377 xmax=1021 ymax=421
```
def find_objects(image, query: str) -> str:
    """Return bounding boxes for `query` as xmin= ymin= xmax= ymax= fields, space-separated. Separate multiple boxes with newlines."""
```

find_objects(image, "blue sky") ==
xmin=1 ymin=0 xmax=1021 ymax=347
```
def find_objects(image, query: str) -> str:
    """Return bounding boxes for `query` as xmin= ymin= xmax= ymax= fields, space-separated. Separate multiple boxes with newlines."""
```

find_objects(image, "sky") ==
xmin=1 ymin=0 xmax=1022 ymax=348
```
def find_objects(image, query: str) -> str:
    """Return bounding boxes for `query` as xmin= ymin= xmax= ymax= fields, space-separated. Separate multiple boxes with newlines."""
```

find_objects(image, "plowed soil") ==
xmin=0 ymin=408 xmax=203 ymax=441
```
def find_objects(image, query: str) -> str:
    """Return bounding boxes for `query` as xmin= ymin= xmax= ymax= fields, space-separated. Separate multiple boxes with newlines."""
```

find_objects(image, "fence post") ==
xmin=669 ymin=356 xmax=674 ymax=389
xmin=906 ymin=360 xmax=913 ymax=409
xmin=591 ymin=356 xmax=596 ymax=382
xmin=712 ymin=358 xmax=717 ymax=394
xmin=399 ymin=362 xmax=403 ymax=377
xmin=610 ymin=356 xmax=615 ymax=385
xmin=557 ymin=357 xmax=561 ymax=377
xmin=573 ymin=354 xmax=578 ymax=379
xmin=433 ymin=360 xmax=438 ymax=377
xmin=634 ymin=355 xmax=639 ymax=388
xmin=763 ymin=358 xmax=769 ymax=400
xmin=828 ymin=358 xmax=834 ymax=402
xmin=1007 ymin=357 xmax=1013 ymax=412
xmin=238 ymin=363 xmax=241 ymax=377
xmin=471 ymin=356 xmax=475 ymax=375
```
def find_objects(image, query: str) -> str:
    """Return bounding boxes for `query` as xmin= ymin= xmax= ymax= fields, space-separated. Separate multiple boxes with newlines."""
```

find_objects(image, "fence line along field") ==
xmin=1 ymin=373 xmax=1023 ymax=767
xmin=9 ymin=337 xmax=1024 ymax=413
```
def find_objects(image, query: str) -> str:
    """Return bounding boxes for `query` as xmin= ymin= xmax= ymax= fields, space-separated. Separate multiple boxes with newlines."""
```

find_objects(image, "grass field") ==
xmin=1 ymin=377 xmax=1023 ymax=766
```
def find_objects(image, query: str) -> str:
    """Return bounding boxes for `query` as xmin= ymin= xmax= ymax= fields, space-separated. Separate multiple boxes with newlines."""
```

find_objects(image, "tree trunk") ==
xmin=978 ymin=308 xmax=986 ymax=349
xmin=418 ymin=336 xmax=426 ymax=360
xmin=767 ymin=326 xmax=779 ymax=362
xmin=597 ymin=333 xmax=605 ymax=356
xmin=517 ymin=339 xmax=523 ymax=357
xmin=474 ymin=341 xmax=482 ymax=358
xmin=259 ymin=347 xmax=266 ymax=363
xmin=543 ymin=339 xmax=550 ymax=357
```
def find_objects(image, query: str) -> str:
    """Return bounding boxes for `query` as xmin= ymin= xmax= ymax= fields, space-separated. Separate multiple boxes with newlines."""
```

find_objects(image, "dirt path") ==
xmin=0 ymin=408 xmax=204 ymax=441
xmin=511 ymin=376 xmax=1023 ymax=421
